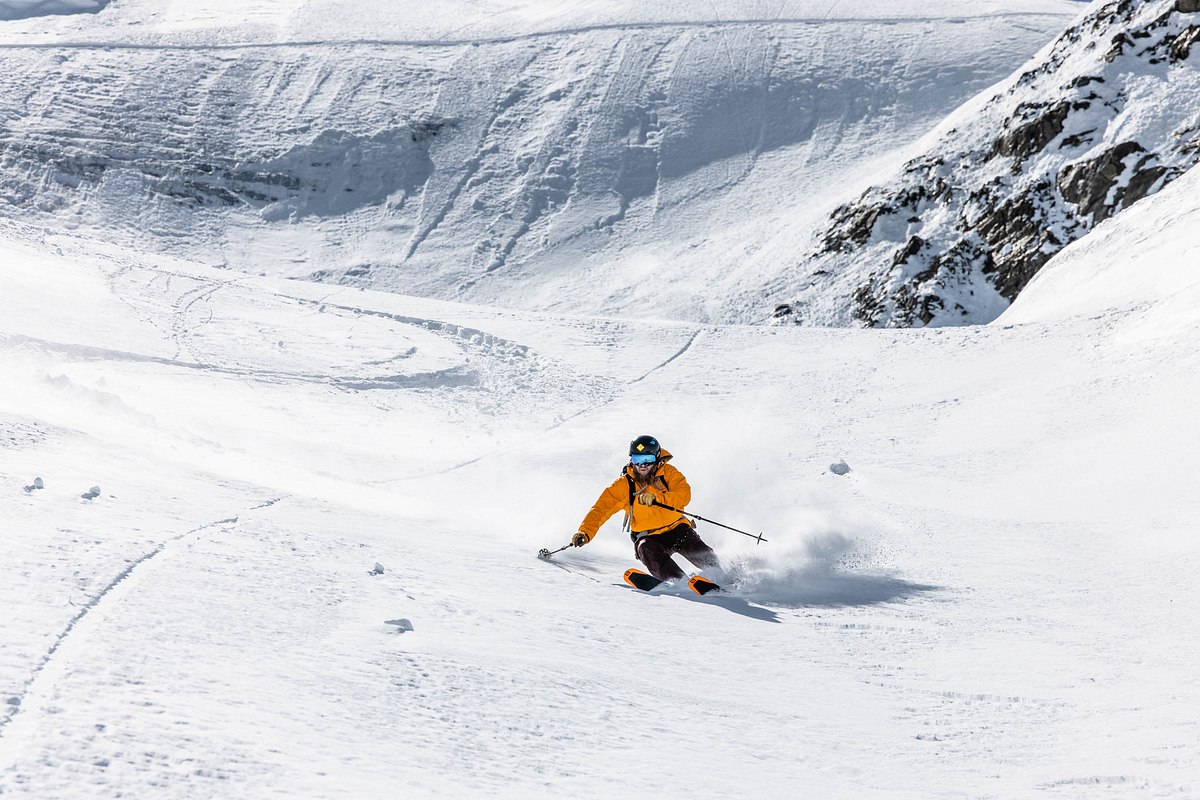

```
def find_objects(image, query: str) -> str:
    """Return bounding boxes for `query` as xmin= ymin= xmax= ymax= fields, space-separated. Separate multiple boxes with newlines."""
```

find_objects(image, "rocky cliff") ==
xmin=774 ymin=0 xmax=1200 ymax=328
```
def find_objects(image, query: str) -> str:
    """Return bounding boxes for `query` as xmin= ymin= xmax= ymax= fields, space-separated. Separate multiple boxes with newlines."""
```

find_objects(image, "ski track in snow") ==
xmin=2 ymin=333 xmax=477 ymax=391
xmin=630 ymin=326 xmax=704 ymax=381
xmin=0 ymin=497 xmax=284 ymax=761
xmin=406 ymin=324 xmax=707 ymax=477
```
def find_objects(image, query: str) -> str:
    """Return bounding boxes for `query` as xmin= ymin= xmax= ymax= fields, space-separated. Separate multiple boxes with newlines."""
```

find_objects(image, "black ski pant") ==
xmin=634 ymin=523 xmax=719 ymax=582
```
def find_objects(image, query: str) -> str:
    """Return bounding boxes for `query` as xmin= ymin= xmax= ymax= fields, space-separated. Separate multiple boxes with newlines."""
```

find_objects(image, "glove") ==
xmin=571 ymin=532 xmax=589 ymax=547
xmin=636 ymin=492 xmax=658 ymax=506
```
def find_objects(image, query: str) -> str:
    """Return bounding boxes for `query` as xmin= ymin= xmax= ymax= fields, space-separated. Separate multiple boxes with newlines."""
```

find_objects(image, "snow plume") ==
xmin=724 ymin=528 xmax=937 ymax=608
xmin=701 ymin=483 xmax=935 ymax=607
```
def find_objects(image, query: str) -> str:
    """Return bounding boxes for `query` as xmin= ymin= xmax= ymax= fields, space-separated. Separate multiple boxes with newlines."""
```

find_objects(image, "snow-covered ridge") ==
xmin=772 ymin=0 xmax=1200 ymax=328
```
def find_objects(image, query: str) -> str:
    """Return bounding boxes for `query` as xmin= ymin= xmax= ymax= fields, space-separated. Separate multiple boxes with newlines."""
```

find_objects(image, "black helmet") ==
xmin=629 ymin=435 xmax=661 ymax=461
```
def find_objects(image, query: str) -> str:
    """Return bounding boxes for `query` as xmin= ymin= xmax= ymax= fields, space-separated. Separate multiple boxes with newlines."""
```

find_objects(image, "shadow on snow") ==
xmin=738 ymin=566 xmax=941 ymax=610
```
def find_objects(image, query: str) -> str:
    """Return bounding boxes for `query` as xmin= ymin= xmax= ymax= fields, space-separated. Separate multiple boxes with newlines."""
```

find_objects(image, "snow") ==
xmin=0 ymin=0 xmax=1090 ymax=42
xmin=3 ymin=0 xmax=1200 ymax=797
xmin=3 ymin=168 xmax=1200 ymax=794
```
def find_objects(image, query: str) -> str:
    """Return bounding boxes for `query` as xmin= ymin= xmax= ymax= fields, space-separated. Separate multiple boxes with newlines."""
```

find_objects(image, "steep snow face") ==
xmin=0 ymin=0 xmax=106 ymax=22
xmin=0 ymin=3 xmax=1077 ymax=323
xmin=773 ymin=0 xmax=1200 ymax=328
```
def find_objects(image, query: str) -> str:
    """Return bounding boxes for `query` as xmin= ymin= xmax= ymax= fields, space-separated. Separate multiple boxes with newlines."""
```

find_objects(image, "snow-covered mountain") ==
xmin=0 ymin=1 xmax=1080 ymax=323
xmin=775 ymin=0 xmax=1200 ymax=327
xmin=4 ymin=2 xmax=1200 ymax=798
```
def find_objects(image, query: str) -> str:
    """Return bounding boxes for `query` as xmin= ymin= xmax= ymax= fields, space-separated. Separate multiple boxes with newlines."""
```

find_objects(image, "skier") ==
xmin=571 ymin=435 xmax=721 ymax=590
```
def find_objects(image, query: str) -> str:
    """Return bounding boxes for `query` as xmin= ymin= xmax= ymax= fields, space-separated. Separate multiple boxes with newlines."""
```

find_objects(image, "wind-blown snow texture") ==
xmin=0 ymin=0 xmax=1082 ymax=324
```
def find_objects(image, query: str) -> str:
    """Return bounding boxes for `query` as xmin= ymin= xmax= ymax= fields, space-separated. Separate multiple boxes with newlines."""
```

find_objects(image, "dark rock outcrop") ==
xmin=990 ymin=101 xmax=1071 ymax=164
xmin=1169 ymin=26 xmax=1200 ymax=60
xmin=778 ymin=0 xmax=1200 ymax=328
xmin=1058 ymin=141 xmax=1145 ymax=224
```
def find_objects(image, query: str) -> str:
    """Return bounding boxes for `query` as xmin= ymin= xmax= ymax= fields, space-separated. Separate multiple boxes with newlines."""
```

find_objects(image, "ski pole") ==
xmin=652 ymin=500 xmax=768 ymax=544
xmin=537 ymin=542 xmax=574 ymax=559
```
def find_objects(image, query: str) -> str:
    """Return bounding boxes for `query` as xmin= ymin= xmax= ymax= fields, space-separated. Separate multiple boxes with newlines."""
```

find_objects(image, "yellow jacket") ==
xmin=577 ymin=449 xmax=691 ymax=542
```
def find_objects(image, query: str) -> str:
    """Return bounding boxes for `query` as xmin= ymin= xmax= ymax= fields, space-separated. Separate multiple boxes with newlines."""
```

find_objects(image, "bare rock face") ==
xmin=990 ymin=101 xmax=1072 ymax=164
xmin=776 ymin=0 xmax=1200 ymax=328
xmin=1169 ymin=25 xmax=1200 ymax=60
xmin=1057 ymin=142 xmax=1169 ymax=226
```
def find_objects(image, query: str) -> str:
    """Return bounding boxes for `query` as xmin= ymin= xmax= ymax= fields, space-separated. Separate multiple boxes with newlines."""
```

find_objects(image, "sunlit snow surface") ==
xmin=2 ymin=158 xmax=1199 ymax=796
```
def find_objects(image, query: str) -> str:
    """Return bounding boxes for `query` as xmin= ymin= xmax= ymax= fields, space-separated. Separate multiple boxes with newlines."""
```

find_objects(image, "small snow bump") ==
xmin=385 ymin=618 xmax=414 ymax=632
xmin=830 ymin=460 xmax=851 ymax=476
xmin=370 ymin=563 xmax=385 ymax=575
xmin=81 ymin=485 xmax=101 ymax=500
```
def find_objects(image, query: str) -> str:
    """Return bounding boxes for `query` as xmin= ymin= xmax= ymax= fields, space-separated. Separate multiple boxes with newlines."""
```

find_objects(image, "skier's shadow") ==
xmin=667 ymin=569 xmax=940 ymax=623
xmin=686 ymin=593 xmax=782 ymax=623
xmin=629 ymin=588 xmax=781 ymax=622
xmin=741 ymin=568 xmax=941 ymax=609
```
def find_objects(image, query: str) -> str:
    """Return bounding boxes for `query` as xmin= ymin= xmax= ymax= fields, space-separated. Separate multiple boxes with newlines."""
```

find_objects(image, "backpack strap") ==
xmin=622 ymin=471 xmax=636 ymax=531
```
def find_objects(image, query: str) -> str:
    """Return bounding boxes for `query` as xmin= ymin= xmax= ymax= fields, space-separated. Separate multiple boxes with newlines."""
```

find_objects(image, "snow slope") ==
xmin=2 ymin=143 xmax=1199 ymax=800
xmin=0 ymin=1 xmax=1082 ymax=324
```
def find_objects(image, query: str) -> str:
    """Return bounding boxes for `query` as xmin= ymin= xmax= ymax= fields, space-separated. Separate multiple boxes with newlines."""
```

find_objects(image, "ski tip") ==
xmin=623 ymin=568 xmax=664 ymax=591
xmin=688 ymin=576 xmax=721 ymax=596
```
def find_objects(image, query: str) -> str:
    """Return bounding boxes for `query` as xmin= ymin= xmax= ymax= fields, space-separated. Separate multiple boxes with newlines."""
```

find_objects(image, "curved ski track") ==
xmin=0 ymin=497 xmax=284 ymax=765
xmin=400 ymin=325 xmax=709 ymax=478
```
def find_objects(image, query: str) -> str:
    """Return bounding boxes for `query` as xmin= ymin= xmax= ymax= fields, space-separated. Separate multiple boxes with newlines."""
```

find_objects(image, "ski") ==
xmin=623 ymin=568 xmax=665 ymax=592
xmin=623 ymin=568 xmax=722 ymax=596
xmin=688 ymin=575 xmax=721 ymax=596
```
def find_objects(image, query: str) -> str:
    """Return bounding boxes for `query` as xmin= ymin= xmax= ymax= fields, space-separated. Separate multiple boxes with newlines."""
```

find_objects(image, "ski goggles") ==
xmin=630 ymin=453 xmax=658 ymax=466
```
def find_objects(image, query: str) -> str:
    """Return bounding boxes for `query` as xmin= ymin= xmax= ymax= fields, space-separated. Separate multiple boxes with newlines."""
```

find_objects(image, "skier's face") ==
xmin=631 ymin=461 xmax=655 ymax=480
